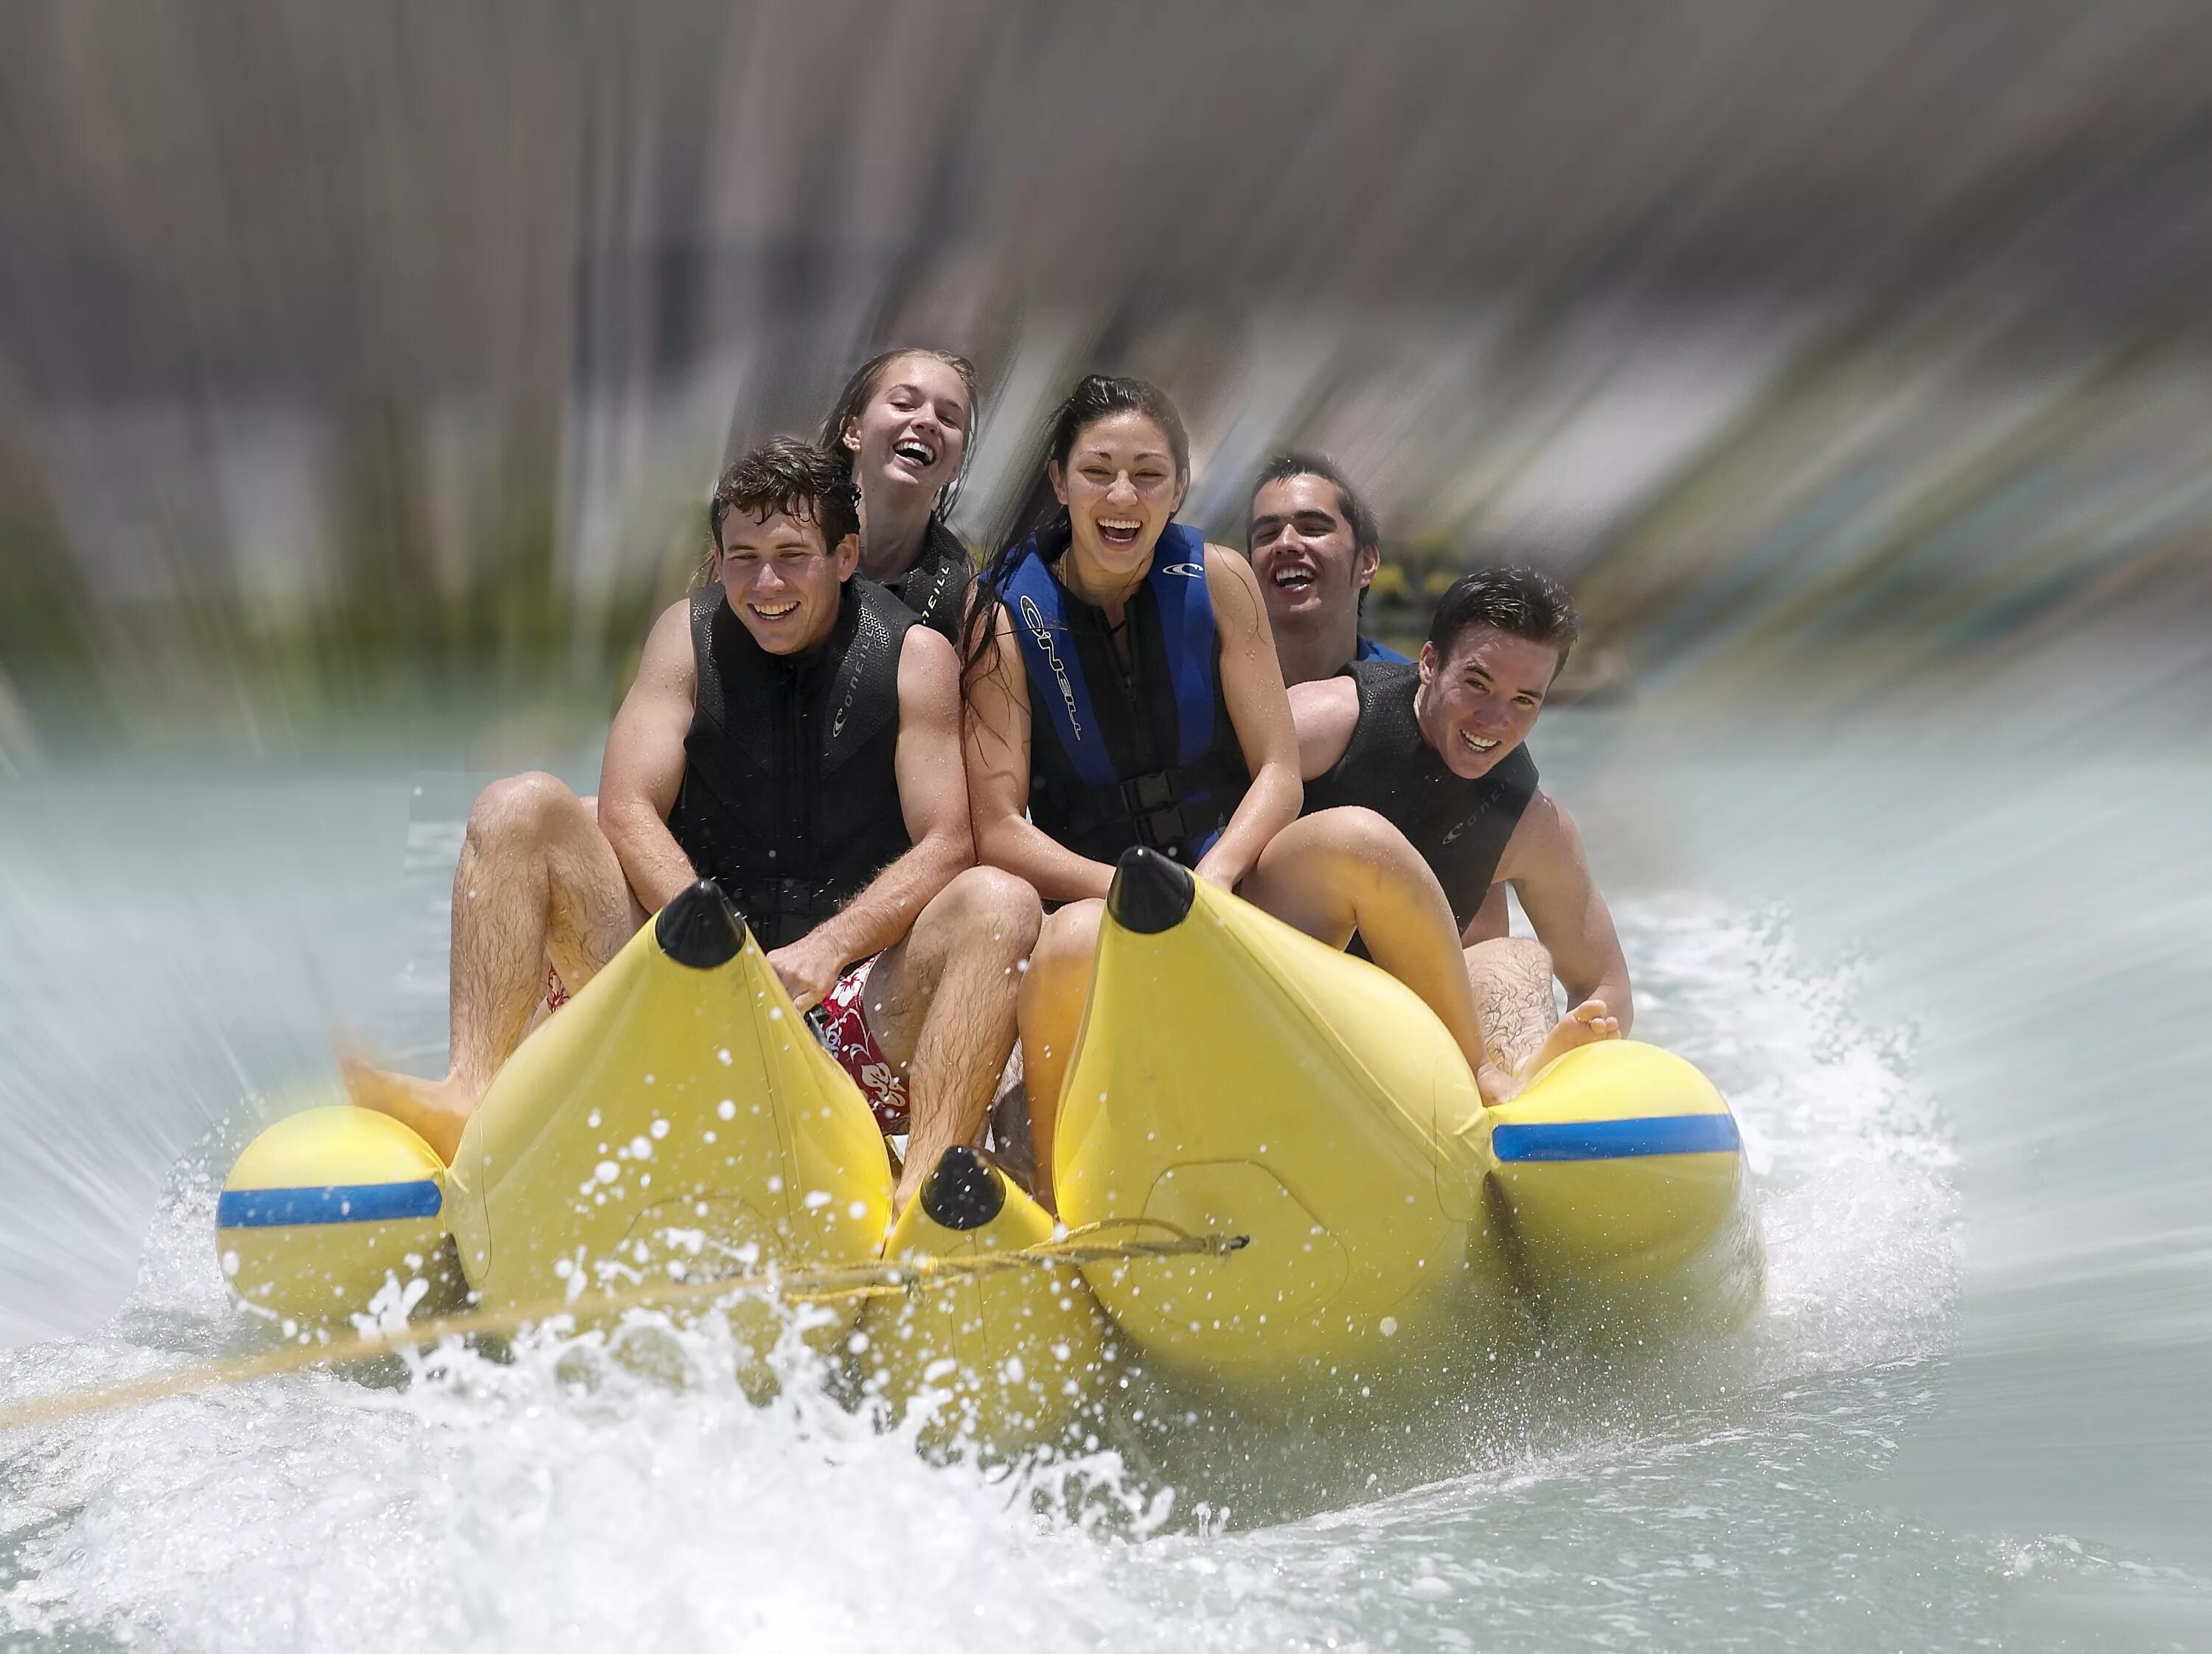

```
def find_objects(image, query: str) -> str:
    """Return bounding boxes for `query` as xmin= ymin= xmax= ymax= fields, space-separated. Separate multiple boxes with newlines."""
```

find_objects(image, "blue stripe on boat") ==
xmin=1492 ymin=1113 xmax=1742 ymax=1163
xmin=216 ymin=1180 xmax=443 ymax=1228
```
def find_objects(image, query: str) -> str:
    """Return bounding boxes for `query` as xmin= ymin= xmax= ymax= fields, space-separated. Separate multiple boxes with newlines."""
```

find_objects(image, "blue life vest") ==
xmin=1355 ymin=634 xmax=1411 ymax=664
xmin=1000 ymin=524 xmax=1250 ymax=864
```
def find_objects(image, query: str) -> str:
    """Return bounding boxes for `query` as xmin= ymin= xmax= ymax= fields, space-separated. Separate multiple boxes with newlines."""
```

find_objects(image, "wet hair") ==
xmin=707 ymin=438 xmax=860 ymax=560
xmin=1044 ymin=372 xmax=1190 ymax=485
xmin=1248 ymin=452 xmax=1380 ymax=552
xmin=959 ymin=375 xmax=1192 ymax=695
xmin=817 ymin=347 xmax=981 ymax=517
xmin=1427 ymin=566 xmax=1580 ymax=673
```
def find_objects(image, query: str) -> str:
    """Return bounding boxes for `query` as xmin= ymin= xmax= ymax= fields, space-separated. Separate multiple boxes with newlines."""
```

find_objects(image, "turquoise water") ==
xmin=2 ymin=693 xmax=2207 ymax=1651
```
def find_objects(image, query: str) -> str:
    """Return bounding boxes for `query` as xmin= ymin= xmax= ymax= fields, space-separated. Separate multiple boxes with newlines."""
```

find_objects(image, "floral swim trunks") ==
xmin=806 ymin=953 xmax=910 ymax=1133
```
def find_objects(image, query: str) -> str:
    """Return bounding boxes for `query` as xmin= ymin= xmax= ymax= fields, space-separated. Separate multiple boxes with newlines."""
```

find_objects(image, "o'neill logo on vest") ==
xmin=832 ymin=606 xmax=887 ymax=743
xmin=1018 ymin=594 xmax=1085 ymax=742
xmin=1440 ymin=805 xmax=1500 ymax=847
xmin=1161 ymin=562 xmax=1204 ymax=577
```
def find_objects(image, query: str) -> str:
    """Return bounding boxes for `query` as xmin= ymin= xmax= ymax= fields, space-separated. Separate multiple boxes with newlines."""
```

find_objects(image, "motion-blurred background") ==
xmin=7 ymin=1 xmax=2212 ymax=750
xmin=5 ymin=4 xmax=2211 ymax=1640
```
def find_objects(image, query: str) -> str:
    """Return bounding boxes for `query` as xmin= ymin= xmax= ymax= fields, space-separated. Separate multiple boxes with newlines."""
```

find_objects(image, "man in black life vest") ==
xmin=1251 ymin=456 xmax=1513 ymax=939
xmin=1291 ymin=566 xmax=1633 ymax=1084
xmin=1246 ymin=454 xmax=1411 ymax=687
xmin=346 ymin=440 xmax=1040 ymax=1212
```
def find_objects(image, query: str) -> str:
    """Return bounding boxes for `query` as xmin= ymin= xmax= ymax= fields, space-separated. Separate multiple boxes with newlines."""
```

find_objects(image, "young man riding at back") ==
xmin=346 ymin=439 xmax=1039 ymax=1209
xmin=1292 ymin=566 xmax=1632 ymax=1076
xmin=1245 ymin=453 xmax=1409 ymax=687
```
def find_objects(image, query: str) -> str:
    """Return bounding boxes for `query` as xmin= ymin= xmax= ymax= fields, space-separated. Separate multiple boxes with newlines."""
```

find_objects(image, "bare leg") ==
xmin=1466 ymin=936 xmax=1619 ymax=1080
xmin=1464 ymin=937 xmax=1558 ymax=1072
xmin=1015 ymin=899 xmax=1105 ymax=1212
xmin=860 ymin=867 xmax=1043 ymax=1211
xmin=1240 ymin=808 xmax=1506 ymax=1094
xmin=342 ymin=772 xmax=639 ymax=1159
xmin=1245 ymin=810 xmax=1619 ymax=1099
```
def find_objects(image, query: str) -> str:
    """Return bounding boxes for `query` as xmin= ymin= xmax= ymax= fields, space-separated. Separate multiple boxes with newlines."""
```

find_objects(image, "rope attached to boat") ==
xmin=0 ymin=1218 xmax=1248 ymax=1434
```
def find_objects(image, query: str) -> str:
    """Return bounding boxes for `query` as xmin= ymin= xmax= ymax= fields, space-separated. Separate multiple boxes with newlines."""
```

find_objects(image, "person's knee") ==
xmin=1316 ymin=805 xmax=1417 ymax=868
xmin=1503 ymin=936 xmax=1552 ymax=974
xmin=1470 ymin=935 xmax=1551 ymax=973
xmin=1029 ymin=900 xmax=1102 ymax=979
xmin=1043 ymin=897 xmax=1102 ymax=945
xmin=1467 ymin=935 xmax=1555 ymax=998
xmin=467 ymin=771 xmax=580 ymax=849
xmin=929 ymin=866 xmax=1044 ymax=954
xmin=1282 ymin=807 xmax=1432 ymax=917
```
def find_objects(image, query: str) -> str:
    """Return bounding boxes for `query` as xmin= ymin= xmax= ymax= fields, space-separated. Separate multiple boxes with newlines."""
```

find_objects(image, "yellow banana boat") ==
xmin=856 ymin=1144 xmax=1108 ymax=1451
xmin=218 ymin=857 xmax=1759 ymax=1437
xmin=1060 ymin=849 xmax=1759 ymax=1397
xmin=436 ymin=880 xmax=894 ymax=1383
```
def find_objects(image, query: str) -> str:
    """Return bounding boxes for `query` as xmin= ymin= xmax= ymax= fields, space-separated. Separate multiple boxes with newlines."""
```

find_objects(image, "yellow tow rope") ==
xmin=0 ymin=1218 xmax=1248 ymax=1434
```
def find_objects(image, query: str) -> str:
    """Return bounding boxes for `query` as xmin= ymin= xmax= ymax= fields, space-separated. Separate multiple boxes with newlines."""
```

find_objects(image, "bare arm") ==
xmin=1195 ymin=545 xmax=1302 ymax=890
xmin=1287 ymin=675 xmax=1360 ymax=782
xmin=1498 ymin=790 xmax=1634 ymax=1033
xmin=597 ymin=597 xmax=701 ymax=912
xmin=965 ymin=606 xmax=1121 ymax=903
xmin=770 ymin=625 xmax=975 ymax=1010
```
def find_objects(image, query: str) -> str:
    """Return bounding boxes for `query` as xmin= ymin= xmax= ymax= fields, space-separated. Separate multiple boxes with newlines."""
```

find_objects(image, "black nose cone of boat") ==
xmin=1107 ymin=844 xmax=1196 ymax=934
xmin=919 ymin=1144 xmax=1006 ymax=1231
xmin=655 ymin=880 xmax=747 ymax=969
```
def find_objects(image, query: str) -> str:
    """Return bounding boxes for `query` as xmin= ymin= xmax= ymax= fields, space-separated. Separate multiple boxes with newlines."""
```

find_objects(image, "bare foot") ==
xmin=1518 ymin=998 xmax=1621 ymax=1083
xmin=336 ymin=1044 xmax=476 ymax=1164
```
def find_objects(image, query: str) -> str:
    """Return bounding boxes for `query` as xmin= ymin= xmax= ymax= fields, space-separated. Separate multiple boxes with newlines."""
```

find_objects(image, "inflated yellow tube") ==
xmin=1056 ymin=849 xmax=1761 ymax=1384
xmin=856 ymin=1145 xmax=1108 ymax=1453
xmin=1476 ymin=1040 xmax=1762 ymax=1330
xmin=1055 ymin=849 xmax=1507 ymax=1384
xmin=440 ymin=881 xmax=892 ymax=1368
xmin=217 ymin=1102 xmax=457 ymax=1331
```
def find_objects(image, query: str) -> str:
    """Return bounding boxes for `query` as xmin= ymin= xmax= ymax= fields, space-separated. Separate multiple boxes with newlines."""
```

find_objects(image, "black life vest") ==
xmin=667 ymin=579 xmax=915 ymax=951
xmin=1000 ymin=524 xmax=1250 ymax=865
xmin=879 ymin=515 xmax=971 ymax=644
xmin=1301 ymin=658 xmax=1538 ymax=934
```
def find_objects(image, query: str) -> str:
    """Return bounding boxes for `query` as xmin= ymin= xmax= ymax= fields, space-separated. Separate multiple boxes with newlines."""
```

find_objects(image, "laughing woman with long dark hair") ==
xmin=961 ymin=374 xmax=1514 ymax=1209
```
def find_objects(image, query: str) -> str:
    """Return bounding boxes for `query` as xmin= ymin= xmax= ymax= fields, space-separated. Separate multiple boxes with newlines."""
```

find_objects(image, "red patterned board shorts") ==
xmin=806 ymin=954 xmax=911 ymax=1133
xmin=543 ymin=954 xmax=908 ymax=1133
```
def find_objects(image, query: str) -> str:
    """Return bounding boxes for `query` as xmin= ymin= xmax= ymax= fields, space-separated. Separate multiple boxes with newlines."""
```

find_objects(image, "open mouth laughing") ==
xmin=891 ymin=433 xmax=939 ymax=472
xmin=1098 ymin=515 xmax=1144 ymax=548
xmin=749 ymin=599 xmax=801 ymax=622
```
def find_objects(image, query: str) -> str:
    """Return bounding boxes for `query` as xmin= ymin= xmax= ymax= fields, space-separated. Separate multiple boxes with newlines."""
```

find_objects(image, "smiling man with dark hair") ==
xmin=1291 ymin=566 xmax=1632 ymax=1077
xmin=1246 ymin=453 xmax=1410 ymax=687
xmin=347 ymin=438 xmax=1040 ymax=1211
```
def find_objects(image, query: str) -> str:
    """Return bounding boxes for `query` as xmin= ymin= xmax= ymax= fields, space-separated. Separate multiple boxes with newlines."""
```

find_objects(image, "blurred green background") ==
xmin=6 ymin=2 xmax=2212 ymax=762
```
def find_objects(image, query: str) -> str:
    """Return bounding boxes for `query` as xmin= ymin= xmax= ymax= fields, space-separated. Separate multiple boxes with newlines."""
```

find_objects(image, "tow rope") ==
xmin=0 ymin=1219 xmax=1248 ymax=1432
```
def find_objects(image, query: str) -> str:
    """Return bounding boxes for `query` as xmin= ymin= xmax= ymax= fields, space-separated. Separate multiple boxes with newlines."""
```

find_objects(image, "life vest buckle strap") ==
xmin=1130 ymin=806 xmax=1190 ymax=852
xmin=1121 ymin=771 xmax=1178 ymax=812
